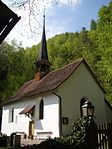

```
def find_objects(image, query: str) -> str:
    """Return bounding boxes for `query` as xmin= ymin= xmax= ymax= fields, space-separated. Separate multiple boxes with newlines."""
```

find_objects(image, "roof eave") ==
xmin=0 ymin=90 xmax=53 ymax=106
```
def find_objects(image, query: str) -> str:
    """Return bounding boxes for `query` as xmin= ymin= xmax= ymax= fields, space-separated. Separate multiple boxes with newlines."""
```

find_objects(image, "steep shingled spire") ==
xmin=38 ymin=14 xmax=48 ymax=60
xmin=35 ymin=14 xmax=51 ymax=80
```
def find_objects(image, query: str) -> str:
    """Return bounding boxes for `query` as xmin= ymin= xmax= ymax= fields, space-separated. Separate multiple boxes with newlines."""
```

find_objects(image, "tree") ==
xmin=1 ymin=1 xmax=112 ymax=104
xmin=90 ymin=19 xmax=97 ymax=30
xmin=93 ymin=2 xmax=112 ymax=102
xmin=0 ymin=42 xmax=10 ymax=91
xmin=11 ymin=0 xmax=79 ymax=8
xmin=5 ymin=0 xmax=80 ymax=37
xmin=0 ymin=41 xmax=25 ymax=100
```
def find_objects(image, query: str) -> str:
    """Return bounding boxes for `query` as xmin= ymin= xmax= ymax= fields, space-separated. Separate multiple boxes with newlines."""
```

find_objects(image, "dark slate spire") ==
xmin=35 ymin=14 xmax=51 ymax=80
xmin=38 ymin=14 xmax=48 ymax=60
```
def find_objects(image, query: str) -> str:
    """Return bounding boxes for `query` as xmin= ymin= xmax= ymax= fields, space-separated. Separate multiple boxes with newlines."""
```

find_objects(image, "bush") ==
xmin=0 ymin=134 xmax=7 ymax=147
xmin=21 ymin=117 xmax=91 ymax=149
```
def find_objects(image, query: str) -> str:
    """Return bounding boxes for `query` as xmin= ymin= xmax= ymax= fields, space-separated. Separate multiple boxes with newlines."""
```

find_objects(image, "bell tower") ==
xmin=35 ymin=15 xmax=51 ymax=80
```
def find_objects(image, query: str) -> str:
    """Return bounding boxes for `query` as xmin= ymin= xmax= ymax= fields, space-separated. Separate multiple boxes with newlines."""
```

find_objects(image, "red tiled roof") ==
xmin=3 ymin=59 xmax=82 ymax=104
xmin=2 ymin=59 xmax=105 ymax=105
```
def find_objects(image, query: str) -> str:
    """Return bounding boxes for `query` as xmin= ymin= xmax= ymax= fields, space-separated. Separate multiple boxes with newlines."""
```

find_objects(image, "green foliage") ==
xmin=0 ymin=134 xmax=7 ymax=147
xmin=94 ymin=2 xmax=112 ymax=102
xmin=0 ymin=42 xmax=38 ymax=100
xmin=90 ymin=19 xmax=97 ymax=30
xmin=1 ymin=1 xmax=112 ymax=103
xmin=38 ymin=117 xmax=91 ymax=149
xmin=21 ymin=117 xmax=90 ymax=149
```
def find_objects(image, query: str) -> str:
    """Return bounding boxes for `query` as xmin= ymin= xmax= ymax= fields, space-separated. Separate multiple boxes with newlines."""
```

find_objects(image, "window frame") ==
xmin=9 ymin=107 xmax=14 ymax=123
xmin=39 ymin=99 xmax=44 ymax=120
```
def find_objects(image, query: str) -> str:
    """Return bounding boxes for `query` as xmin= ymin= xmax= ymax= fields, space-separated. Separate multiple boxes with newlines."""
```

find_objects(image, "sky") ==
xmin=3 ymin=0 xmax=111 ymax=48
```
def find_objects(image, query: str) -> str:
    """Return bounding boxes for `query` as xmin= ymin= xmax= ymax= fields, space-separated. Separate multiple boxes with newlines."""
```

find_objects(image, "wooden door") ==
xmin=29 ymin=120 xmax=35 ymax=139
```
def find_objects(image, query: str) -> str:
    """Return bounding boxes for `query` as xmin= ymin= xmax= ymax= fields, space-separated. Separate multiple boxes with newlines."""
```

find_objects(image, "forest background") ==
xmin=0 ymin=2 xmax=112 ymax=104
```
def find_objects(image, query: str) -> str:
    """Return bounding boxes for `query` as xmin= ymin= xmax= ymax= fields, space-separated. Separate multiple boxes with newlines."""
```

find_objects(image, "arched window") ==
xmin=39 ymin=99 xmax=44 ymax=119
xmin=80 ymin=97 xmax=87 ymax=117
xmin=9 ymin=107 xmax=14 ymax=123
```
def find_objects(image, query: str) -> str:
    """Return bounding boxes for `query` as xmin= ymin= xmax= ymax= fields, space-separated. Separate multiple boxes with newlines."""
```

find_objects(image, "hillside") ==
xmin=0 ymin=2 xmax=112 ymax=103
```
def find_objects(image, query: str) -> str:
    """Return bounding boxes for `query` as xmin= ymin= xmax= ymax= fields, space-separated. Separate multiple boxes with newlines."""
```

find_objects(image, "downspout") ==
xmin=52 ymin=90 xmax=62 ymax=137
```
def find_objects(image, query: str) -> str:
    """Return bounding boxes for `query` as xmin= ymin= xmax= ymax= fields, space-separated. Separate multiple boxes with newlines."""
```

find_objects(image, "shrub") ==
xmin=21 ymin=117 xmax=91 ymax=149
xmin=0 ymin=133 xmax=8 ymax=147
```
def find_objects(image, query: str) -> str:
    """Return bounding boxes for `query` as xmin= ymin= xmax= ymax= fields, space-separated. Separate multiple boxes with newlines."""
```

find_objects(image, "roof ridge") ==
xmin=48 ymin=58 xmax=84 ymax=75
xmin=16 ymin=58 xmax=84 ymax=85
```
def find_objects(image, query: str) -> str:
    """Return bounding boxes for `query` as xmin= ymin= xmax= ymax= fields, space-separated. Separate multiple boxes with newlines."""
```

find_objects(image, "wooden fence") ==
xmin=97 ymin=123 xmax=112 ymax=149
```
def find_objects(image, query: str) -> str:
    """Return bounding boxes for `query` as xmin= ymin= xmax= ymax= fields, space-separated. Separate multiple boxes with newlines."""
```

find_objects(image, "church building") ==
xmin=1 ymin=15 xmax=112 ymax=140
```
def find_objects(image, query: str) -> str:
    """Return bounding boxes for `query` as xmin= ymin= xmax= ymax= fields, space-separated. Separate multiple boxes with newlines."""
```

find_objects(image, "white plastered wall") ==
xmin=35 ymin=94 xmax=60 ymax=138
xmin=1 ymin=93 xmax=59 ymax=138
xmin=58 ymin=62 xmax=106 ymax=136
